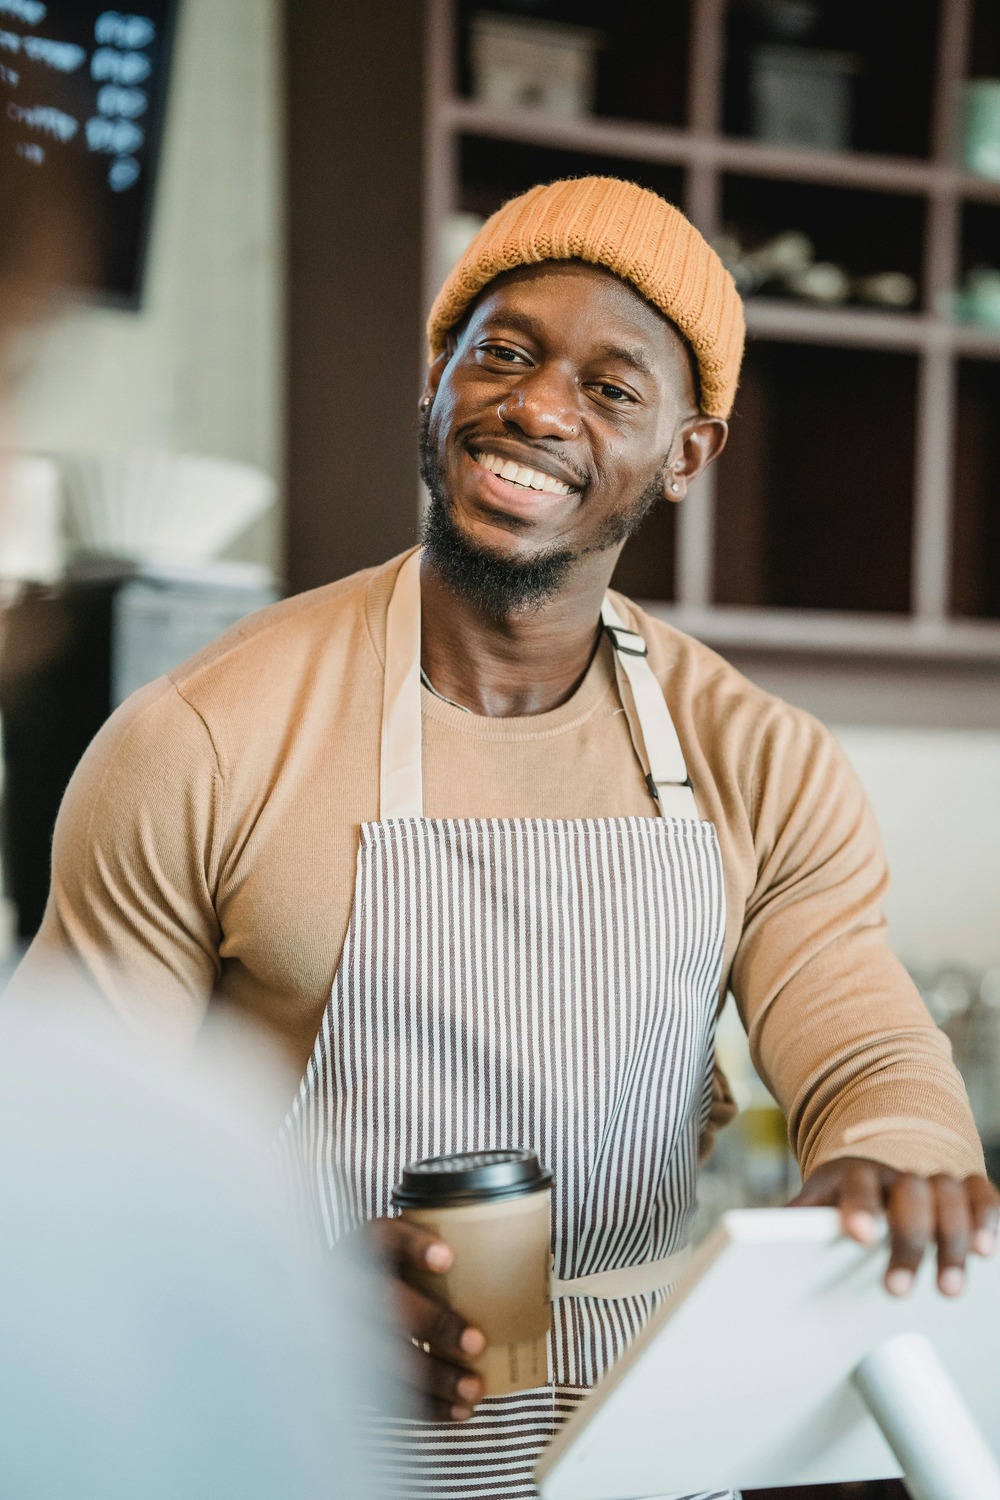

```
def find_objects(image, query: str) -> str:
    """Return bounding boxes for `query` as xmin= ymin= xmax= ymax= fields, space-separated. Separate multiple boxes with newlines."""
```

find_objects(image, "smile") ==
xmin=471 ymin=450 xmax=576 ymax=496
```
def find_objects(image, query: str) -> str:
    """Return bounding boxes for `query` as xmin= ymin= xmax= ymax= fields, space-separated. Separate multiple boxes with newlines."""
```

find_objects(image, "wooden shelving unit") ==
xmin=424 ymin=0 xmax=1000 ymax=663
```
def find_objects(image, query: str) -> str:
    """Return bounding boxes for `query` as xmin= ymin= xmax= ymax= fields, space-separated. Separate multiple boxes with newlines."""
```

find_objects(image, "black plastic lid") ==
xmin=392 ymin=1148 xmax=553 ymax=1209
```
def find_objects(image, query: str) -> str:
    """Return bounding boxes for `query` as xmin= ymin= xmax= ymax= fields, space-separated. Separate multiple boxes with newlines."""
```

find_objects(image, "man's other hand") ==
xmin=791 ymin=1157 xmax=999 ymax=1297
xmin=362 ymin=1217 xmax=486 ymax=1422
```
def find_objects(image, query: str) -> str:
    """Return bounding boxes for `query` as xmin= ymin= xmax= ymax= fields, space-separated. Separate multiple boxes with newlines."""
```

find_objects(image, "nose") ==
xmin=497 ymin=366 xmax=580 ymax=440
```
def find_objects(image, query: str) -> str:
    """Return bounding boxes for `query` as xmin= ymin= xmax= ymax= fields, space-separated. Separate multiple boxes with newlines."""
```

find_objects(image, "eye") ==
xmin=478 ymin=342 xmax=529 ymax=365
xmin=591 ymin=382 xmax=635 ymax=404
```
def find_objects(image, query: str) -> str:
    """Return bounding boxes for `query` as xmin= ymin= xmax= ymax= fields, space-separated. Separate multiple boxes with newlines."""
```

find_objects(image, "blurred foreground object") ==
xmin=0 ymin=989 xmax=374 ymax=1498
xmin=61 ymin=449 xmax=277 ymax=567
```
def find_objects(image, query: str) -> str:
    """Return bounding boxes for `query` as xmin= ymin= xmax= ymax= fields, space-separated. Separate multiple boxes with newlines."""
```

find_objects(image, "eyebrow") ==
xmin=482 ymin=311 xmax=658 ymax=381
xmin=594 ymin=343 xmax=656 ymax=380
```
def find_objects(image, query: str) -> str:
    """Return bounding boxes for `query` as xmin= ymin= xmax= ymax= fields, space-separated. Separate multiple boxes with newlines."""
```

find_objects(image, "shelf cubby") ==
xmin=722 ymin=0 xmax=939 ymax=160
xmin=961 ymin=199 xmax=1000 ymax=283
xmin=722 ymin=174 xmax=927 ymax=310
xmin=714 ymin=342 xmax=917 ymax=613
xmin=455 ymin=0 xmax=692 ymax=131
xmin=611 ymin=502 xmax=678 ymax=605
xmin=970 ymin=0 xmax=1000 ymax=77
xmin=458 ymin=134 xmax=685 ymax=220
xmin=952 ymin=357 xmax=1000 ymax=620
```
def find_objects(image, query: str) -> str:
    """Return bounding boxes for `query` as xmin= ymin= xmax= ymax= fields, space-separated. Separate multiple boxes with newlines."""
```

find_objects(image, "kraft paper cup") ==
xmin=393 ymin=1148 xmax=553 ymax=1396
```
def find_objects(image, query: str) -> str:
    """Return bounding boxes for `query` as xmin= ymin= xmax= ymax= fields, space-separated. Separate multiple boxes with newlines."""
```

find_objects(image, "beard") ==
xmin=418 ymin=411 xmax=667 ymax=620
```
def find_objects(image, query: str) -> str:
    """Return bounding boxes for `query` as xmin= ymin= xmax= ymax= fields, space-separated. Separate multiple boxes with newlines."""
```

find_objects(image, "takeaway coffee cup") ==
xmin=393 ymin=1148 xmax=553 ymax=1395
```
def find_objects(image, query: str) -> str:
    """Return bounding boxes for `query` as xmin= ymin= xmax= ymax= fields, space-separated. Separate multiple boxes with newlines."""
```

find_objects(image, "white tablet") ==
xmin=536 ymin=1207 xmax=1000 ymax=1500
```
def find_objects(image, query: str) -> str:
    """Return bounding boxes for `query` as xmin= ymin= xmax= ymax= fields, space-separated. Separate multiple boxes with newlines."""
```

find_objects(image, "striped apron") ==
xmin=287 ymin=550 xmax=734 ymax=1500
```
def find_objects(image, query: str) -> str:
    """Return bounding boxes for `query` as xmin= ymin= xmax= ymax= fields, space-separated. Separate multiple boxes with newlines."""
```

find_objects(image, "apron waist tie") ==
xmin=551 ymin=1244 xmax=692 ymax=1300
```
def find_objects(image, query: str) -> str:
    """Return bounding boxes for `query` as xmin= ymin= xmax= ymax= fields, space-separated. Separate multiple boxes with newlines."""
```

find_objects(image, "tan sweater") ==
xmin=13 ymin=552 xmax=982 ymax=1180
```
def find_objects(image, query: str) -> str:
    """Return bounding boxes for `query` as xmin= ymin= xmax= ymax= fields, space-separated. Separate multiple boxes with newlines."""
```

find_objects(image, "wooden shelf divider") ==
xmin=441 ymin=98 xmax=1000 ymax=205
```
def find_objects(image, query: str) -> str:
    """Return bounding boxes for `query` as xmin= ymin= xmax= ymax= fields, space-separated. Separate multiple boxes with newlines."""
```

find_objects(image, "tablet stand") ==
xmin=853 ymin=1332 xmax=1000 ymax=1500
xmin=535 ymin=1210 xmax=1000 ymax=1500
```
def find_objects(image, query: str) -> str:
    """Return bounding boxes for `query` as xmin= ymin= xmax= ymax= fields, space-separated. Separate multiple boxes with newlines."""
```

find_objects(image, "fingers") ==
xmin=793 ymin=1161 xmax=1000 ymax=1301
xmin=395 ymin=1278 xmax=486 ymax=1366
xmin=366 ymin=1216 xmax=454 ymax=1276
xmin=927 ymin=1175 xmax=971 ymax=1296
xmin=884 ymin=1174 xmax=998 ymax=1297
xmin=368 ymin=1327 xmax=484 ymax=1423
xmin=363 ymin=1218 xmax=488 ymax=1422
xmin=883 ymin=1174 xmax=934 ymax=1295
xmin=387 ymin=1286 xmax=487 ymax=1423
xmin=833 ymin=1160 xmax=886 ymax=1246
xmin=967 ymin=1175 xmax=1000 ymax=1257
xmin=398 ymin=1340 xmax=485 ymax=1423
xmin=792 ymin=1157 xmax=889 ymax=1246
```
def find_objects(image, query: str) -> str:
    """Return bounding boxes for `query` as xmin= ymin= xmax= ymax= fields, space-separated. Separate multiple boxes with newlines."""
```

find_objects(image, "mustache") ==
xmin=460 ymin=431 xmax=589 ymax=491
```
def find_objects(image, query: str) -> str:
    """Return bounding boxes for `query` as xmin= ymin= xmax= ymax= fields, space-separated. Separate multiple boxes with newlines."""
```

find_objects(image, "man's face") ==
xmin=421 ymin=260 xmax=702 ymax=578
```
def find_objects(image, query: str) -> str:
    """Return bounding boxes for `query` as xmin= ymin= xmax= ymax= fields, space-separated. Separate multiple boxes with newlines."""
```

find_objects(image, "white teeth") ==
xmin=472 ymin=451 xmax=573 ymax=496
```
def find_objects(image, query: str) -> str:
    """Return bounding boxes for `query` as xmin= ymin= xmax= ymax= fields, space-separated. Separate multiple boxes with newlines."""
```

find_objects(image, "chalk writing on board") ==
xmin=95 ymin=12 xmax=155 ymax=49
xmin=23 ymin=36 xmax=86 ymax=71
xmin=91 ymin=46 xmax=150 ymax=85
xmin=8 ymin=100 xmax=77 ymax=140
xmin=85 ymin=114 xmax=142 ymax=154
xmin=108 ymin=153 xmax=139 ymax=191
xmin=97 ymin=83 xmax=146 ymax=118
xmin=0 ymin=2 xmax=170 ymax=296
xmin=0 ymin=1 xmax=46 ymax=25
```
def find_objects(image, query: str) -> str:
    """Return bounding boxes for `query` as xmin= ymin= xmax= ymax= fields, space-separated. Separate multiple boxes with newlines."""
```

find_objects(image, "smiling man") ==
xmin=12 ymin=177 xmax=998 ymax=1500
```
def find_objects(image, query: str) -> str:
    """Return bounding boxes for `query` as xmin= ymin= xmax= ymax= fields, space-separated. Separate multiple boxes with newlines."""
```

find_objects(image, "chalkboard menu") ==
xmin=0 ymin=1 xmax=179 ymax=305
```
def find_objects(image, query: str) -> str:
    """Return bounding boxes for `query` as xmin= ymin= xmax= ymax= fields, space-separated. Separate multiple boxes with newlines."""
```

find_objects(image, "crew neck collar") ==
xmin=419 ymin=632 xmax=617 ymax=740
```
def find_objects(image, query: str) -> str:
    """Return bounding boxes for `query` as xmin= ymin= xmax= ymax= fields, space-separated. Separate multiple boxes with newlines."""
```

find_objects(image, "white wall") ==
xmin=11 ymin=0 xmax=284 ymax=569
xmin=834 ymin=727 xmax=1000 ymax=976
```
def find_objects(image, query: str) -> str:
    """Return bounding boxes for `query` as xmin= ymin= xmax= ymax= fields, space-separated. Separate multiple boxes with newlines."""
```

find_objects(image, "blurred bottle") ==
xmin=942 ymin=968 xmax=1000 ymax=1181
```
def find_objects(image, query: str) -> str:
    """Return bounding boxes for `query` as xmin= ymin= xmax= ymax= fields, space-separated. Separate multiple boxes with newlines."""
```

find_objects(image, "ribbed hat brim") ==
xmin=427 ymin=176 xmax=745 ymax=419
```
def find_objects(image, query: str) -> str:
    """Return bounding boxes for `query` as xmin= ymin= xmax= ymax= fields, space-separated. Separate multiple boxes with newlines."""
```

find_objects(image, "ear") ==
xmin=662 ymin=416 xmax=729 ymax=502
xmin=419 ymin=346 xmax=453 ymax=413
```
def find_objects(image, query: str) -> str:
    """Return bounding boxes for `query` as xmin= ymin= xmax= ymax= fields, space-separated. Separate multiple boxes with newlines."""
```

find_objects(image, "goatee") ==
xmin=418 ymin=411 xmax=665 ymax=620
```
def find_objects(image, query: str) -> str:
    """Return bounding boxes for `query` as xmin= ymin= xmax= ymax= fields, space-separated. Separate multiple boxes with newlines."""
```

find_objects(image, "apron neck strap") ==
xmin=380 ymin=550 xmax=698 ymax=822
xmin=380 ymin=549 xmax=424 ymax=820
xmin=600 ymin=597 xmax=699 ymax=821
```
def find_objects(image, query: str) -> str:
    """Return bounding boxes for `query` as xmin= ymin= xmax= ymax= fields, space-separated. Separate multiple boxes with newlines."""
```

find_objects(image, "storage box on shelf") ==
xmin=426 ymin=0 xmax=1000 ymax=669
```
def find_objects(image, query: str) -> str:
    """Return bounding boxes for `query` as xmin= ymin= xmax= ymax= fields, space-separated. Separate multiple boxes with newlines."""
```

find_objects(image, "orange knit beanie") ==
xmin=427 ymin=176 xmax=745 ymax=419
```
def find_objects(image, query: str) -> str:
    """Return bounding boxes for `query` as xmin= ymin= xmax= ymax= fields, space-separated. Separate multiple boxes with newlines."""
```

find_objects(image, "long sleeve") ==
xmin=7 ymin=677 xmax=223 ymax=1044
xmin=729 ymin=705 xmax=983 ymax=1180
